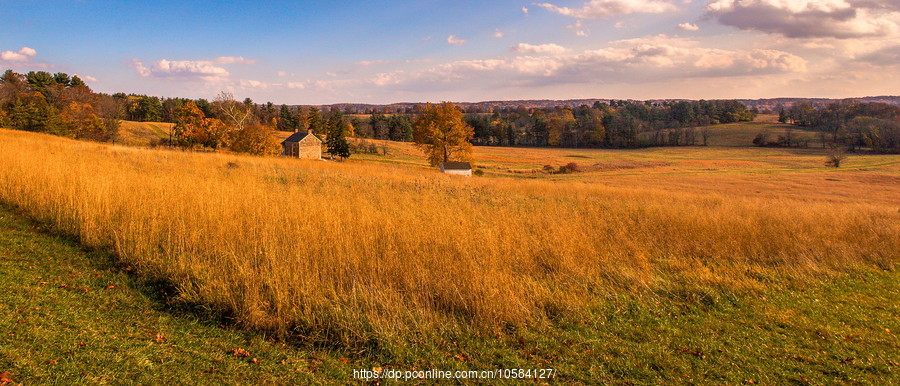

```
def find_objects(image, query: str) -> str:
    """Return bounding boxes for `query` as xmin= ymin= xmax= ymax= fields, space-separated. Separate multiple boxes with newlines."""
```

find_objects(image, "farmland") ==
xmin=1 ymin=118 xmax=898 ymax=383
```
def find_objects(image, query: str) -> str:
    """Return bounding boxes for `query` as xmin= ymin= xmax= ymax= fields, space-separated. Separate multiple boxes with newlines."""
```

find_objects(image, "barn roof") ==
xmin=441 ymin=161 xmax=472 ymax=170
xmin=281 ymin=131 xmax=321 ymax=144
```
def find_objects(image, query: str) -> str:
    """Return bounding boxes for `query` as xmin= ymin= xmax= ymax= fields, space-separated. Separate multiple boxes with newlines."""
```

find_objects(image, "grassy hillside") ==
xmin=701 ymin=114 xmax=821 ymax=147
xmin=116 ymin=121 xmax=173 ymax=147
xmin=1 ymin=127 xmax=898 ymax=382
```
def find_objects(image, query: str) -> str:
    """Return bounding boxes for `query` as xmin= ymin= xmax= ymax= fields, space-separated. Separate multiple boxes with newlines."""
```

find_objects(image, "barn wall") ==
xmin=300 ymin=136 xmax=321 ymax=159
xmin=444 ymin=169 xmax=472 ymax=177
xmin=281 ymin=135 xmax=322 ymax=159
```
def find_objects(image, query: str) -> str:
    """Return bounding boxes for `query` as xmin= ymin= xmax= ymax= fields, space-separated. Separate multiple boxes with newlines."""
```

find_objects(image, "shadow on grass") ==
xmin=0 ymin=201 xmax=385 ymax=357
xmin=0 ymin=202 xmax=237 ymax=329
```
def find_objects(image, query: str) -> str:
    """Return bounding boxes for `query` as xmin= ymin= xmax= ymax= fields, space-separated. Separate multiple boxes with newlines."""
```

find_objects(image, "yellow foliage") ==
xmin=60 ymin=101 xmax=105 ymax=140
xmin=412 ymin=102 xmax=474 ymax=166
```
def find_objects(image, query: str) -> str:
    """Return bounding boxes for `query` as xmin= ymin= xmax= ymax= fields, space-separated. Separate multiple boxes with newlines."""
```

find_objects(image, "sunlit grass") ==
xmin=0 ymin=128 xmax=897 ymax=351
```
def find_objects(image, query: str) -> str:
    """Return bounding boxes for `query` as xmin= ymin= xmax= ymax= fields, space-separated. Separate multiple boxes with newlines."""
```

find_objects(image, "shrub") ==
xmin=752 ymin=132 xmax=768 ymax=146
xmin=825 ymin=145 xmax=847 ymax=167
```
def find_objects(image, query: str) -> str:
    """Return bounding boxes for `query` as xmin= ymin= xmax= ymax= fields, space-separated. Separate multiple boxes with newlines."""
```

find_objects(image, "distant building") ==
xmin=440 ymin=161 xmax=472 ymax=176
xmin=281 ymin=130 xmax=322 ymax=160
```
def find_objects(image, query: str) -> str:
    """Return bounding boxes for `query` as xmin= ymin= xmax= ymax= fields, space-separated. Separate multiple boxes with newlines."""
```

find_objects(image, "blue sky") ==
xmin=2 ymin=0 xmax=898 ymax=104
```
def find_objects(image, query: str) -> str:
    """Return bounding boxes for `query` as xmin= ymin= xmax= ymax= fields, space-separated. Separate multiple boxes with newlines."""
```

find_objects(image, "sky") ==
xmin=1 ymin=0 xmax=898 ymax=104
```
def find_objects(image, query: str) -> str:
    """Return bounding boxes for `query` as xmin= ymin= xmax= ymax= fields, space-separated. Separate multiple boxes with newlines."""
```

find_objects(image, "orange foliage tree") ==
xmin=412 ymin=102 xmax=474 ymax=166
xmin=172 ymin=102 xmax=226 ymax=149
xmin=60 ymin=101 xmax=115 ymax=141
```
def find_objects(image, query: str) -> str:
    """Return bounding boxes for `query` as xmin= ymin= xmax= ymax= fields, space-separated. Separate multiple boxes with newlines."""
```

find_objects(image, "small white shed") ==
xmin=440 ymin=161 xmax=472 ymax=177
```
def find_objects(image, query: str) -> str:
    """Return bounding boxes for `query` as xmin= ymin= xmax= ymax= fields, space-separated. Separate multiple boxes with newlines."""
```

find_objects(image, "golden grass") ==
xmin=0 ymin=128 xmax=897 ymax=347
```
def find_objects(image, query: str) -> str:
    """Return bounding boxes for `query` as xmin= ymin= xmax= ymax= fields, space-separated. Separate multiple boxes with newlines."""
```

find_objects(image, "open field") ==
xmin=2 ymin=202 xmax=897 ymax=383
xmin=1 ymin=121 xmax=899 ymax=382
xmin=1 ymin=203 xmax=897 ymax=384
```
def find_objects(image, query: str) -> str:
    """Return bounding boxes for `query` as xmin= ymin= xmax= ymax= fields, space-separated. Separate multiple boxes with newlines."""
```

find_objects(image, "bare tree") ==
xmin=214 ymin=91 xmax=253 ymax=132
xmin=825 ymin=144 xmax=847 ymax=168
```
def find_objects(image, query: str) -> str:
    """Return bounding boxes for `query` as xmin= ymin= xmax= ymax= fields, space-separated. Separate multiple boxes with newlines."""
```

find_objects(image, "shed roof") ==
xmin=281 ymin=131 xmax=321 ymax=144
xmin=441 ymin=161 xmax=472 ymax=170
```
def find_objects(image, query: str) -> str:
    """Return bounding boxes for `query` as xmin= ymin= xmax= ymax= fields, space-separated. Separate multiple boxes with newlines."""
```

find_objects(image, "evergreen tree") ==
xmin=11 ymin=94 xmax=62 ymax=134
xmin=53 ymin=72 xmax=71 ymax=87
xmin=307 ymin=107 xmax=325 ymax=134
xmin=69 ymin=75 xmax=87 ymax=88
xmin=325 ymin=111 xmax=351 ymax=160
xmin=277 ymin=104 xmax=297 ymax=131
xmin=137 ymin=96 xmax=162 ymax=122
xmin=25 ymin=71 xmax=54 ymax=96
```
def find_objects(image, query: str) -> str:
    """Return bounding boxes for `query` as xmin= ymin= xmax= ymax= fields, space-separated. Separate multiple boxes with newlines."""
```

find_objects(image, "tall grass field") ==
xmin=0 ymin=128 xmax=897 ymax=357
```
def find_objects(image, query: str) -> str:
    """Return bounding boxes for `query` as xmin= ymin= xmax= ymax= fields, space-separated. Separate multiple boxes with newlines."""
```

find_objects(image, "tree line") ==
xmin=0 ymin=69 xmax=119 ymax=141
xmin=776 ymin=102 xmax=900 ymax=153
xmin=2 ymin=68 xmax=760 ymax=158
xmin=344 ymin=99 xmax=755 ymax=148
xmin=0 ymin=69 xmax=359 ymax=157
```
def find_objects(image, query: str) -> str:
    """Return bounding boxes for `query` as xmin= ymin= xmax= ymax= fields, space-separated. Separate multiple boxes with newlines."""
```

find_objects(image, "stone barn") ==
xmin=440 ymin=161 xmax=472 ymax=176
xmin=281 ymin=130 xmax=322 ymax=160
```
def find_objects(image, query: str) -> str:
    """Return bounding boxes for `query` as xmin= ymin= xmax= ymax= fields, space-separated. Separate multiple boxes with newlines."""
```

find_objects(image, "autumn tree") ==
xmin=545 ymin=107 xmax=575 ymax=147
xmin=228 ymin=124 xmax=280 ymax=155
xmin=60 ymin=101 xmax=113 ymax=141
xmin=172 ymin=101 xmax=225 ymax=149
xmin=412 ymin=102 xmax=474 ymax=166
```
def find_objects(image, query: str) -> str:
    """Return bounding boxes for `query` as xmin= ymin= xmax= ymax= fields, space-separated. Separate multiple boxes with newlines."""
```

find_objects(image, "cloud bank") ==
xmin=706 ymin=0 xmax=900 ymax=39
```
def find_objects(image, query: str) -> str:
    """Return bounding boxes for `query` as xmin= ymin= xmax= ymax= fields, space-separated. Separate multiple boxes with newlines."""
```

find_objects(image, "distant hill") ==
xmin=735 ymin=96 xmax=900 ymax=112
xmin=298 ymin=96 xmax=900 ymax=113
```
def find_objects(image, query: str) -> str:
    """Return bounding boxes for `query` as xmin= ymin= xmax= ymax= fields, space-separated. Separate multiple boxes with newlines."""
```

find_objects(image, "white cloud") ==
xmin=536 ymin=0 xmax=678 ymax=18
xmin=130 ymin=59 xmax=229 ymax=81
xmin=510 ymin=43 xmax=569 ymax=55
xmin=215 ymin=56 xmax=256 ymax=64
xmin=706 ymin=0 xmax=900 ymax=39
xmin=614 ymin=21 xmax=626 ymax=28
xmin=678 ymin=22 xmax=699 ymax=31
xmin=0 ymin=47 xmax=38 ymax=62
xmin=494 ymin=29 xmax=504 ymax=38
xmin=239 ymin=79 xmax=268 ymax=89
xmin=18 ymin=47 xmax=37 ymax=57
xmin=522 ymin=6 xmax=529 ymax=15
xmin=276 ymin=71 xmax=287 ymax=77
xmin=447 ymin=35 xmax=467 ymax=45
xmin=286 ymin=82 xmax=306 ymax=89
xmin=75 ymin=74 xmax=98 ymax=83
